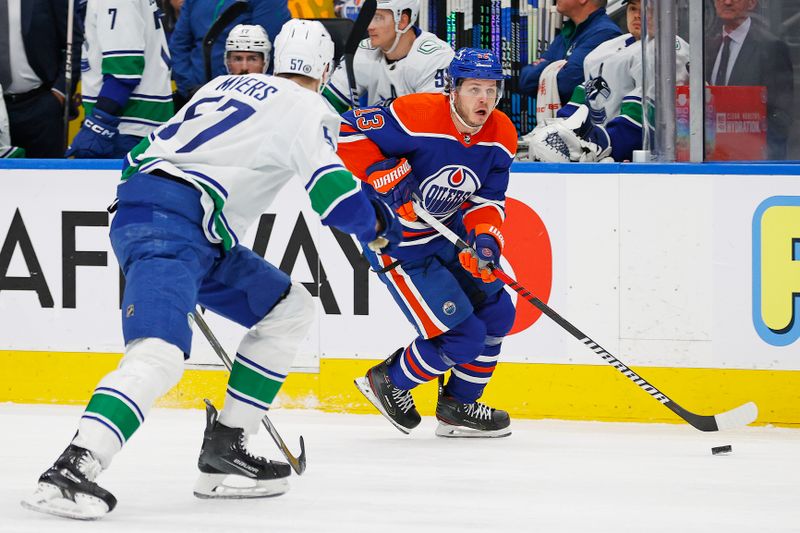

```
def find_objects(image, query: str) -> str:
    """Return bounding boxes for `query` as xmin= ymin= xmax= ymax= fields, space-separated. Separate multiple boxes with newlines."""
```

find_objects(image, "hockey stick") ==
xmin=193 ymin=310 xmax=307 ymax=475
xmin=410 ymin=200 xmax=758 ymax=432
xmin=203 ymin=0 xmax=249 ymax=82
xmin=343 ymin=0 xmax=376 ymax=107
xmin=63 ymin=0 xmax=75 ymax=152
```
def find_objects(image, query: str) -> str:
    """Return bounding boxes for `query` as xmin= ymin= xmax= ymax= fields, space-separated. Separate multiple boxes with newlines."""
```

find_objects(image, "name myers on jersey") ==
xmin=420 ymin=166 xmax=479 ymax=216
xmin=582 ymin=337 xmax=669 ymax=403
xmin=214 ymin=75 xmax=279 ymax=101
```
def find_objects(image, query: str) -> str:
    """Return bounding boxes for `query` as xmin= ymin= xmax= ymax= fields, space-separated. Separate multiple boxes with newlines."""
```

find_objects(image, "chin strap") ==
xmin=383 ymin=21 xmax=413 ymax=56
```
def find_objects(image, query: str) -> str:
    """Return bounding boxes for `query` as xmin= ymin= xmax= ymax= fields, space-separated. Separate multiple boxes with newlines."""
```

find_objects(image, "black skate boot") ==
xmin=194 ymin=399 xmax=291 ymax=499
xmin=435 ymin=378 xmax=511 ymax=438
xmin=21 ymin=444 xmax=117 ymax=520
xmin=354 ymin=348 xmax=421 ymax=434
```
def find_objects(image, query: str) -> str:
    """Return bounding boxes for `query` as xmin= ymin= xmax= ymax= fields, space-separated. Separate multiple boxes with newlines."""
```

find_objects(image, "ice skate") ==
xmin=435 ymin=379 xmax=511 ymax=438
xmin=21 ymin=444 xmax=116 ymax=520
xmin=354 ymin=348 xmax=421 ymax=434
xmin=194 ymin=400 xmax=291 ymax=499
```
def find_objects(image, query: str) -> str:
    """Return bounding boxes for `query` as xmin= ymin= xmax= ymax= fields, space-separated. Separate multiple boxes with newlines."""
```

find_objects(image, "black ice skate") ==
xmin=21 ymin=444 xmax=117 ymax=520
xmin=194 ymin=399 xmax=291 ymax=499
xmin=435 ymin=379 xmax=511 ymax=438
xmin=354 ymin=348 xmax=421 ymax=434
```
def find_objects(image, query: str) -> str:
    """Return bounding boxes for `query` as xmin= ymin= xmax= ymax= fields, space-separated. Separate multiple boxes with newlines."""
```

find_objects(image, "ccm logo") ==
xmin=85 ymin=118 xmax=116 ymax=138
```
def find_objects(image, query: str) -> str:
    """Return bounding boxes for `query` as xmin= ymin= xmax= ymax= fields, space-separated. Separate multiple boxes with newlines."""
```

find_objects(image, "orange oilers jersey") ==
xmin=337 ymin=93 xmax=517 ymax=260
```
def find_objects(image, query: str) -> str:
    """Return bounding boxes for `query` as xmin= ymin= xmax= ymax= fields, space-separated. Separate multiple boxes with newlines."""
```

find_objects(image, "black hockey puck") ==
xmin=711 ymin=445 xmax=732 ymax=455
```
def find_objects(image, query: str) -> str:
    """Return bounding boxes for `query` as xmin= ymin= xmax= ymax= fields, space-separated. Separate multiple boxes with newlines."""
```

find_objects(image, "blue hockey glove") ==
xmin=65 ymin=109 xmax=120 ymax=158
xmin=367 ymin=197 xmax=403 ymax=254
xmin=459 ymin=224 xmax=504 ymax=283
xmin=366 ymin=157 xmax=420 ymax=221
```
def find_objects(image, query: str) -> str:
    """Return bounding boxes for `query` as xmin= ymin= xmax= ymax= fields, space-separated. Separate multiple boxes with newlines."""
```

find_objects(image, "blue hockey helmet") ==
xmin=446 ymin=48 xmax=505 ymax=106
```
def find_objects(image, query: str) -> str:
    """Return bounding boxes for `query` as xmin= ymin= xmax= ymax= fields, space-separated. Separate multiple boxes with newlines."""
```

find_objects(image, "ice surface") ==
xmin=1 ymin=403 xmax=798 ymax=532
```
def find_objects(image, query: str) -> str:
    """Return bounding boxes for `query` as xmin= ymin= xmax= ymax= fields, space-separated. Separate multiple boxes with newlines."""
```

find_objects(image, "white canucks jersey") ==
xmin=568 ymin=33 xmax=637 ymax=126
xmin=324 ymin=29 xmax=454 ymax=112
xmin=122 ymin=74 xmax=364 ymax=251
xmin=81 ymin=0 xmax=173 ymax=137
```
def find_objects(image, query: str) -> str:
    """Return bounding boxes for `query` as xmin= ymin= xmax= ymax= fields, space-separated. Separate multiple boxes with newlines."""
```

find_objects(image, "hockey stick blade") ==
xmin=343 ymin=0 xmax=376 ymax=106
xmin=203 ymin=0 xmax=249 ymax=82
xmin=193 ymin=311 xmax=307 ymax=474
xmin=410 ymin=200 xmax=759 ymax=432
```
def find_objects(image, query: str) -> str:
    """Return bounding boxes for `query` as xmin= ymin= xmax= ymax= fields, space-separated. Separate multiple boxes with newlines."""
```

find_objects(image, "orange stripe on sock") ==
xmin=405 ymin=347 xmax=435 ymax=381
xmin=459 ymin=363 xmax=496 ymax=374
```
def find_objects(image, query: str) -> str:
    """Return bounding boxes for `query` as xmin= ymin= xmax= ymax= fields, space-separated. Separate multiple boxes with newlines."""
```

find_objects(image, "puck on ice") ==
xmin=711 ymin=445 xmax=732 ymax=455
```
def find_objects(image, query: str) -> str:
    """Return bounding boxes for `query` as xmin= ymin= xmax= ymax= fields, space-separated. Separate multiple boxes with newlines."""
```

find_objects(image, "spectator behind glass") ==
xmin=1 ymin=0 xmax=83 ymax=158
xmin=518 ymin=0 xmax=622 ymax=106
xmin=169 ymin=0 xmax=290 ymax=108
xmin=704 ymin=0 xmax=793 ymax=160
xmin=67 ymin=0 xmax=174 ymax=159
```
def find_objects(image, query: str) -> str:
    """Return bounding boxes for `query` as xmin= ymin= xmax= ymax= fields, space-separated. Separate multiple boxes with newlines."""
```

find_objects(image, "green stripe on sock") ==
xmin=228 ymin=360 xmax=283 ymax=406
xmin=85 ymin=393 xmax=142 ymax=441
xmin=308 ymin=169 xmax=359 ymax=217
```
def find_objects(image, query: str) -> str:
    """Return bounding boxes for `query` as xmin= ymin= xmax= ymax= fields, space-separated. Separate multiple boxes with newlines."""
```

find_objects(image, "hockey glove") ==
xmin=65 ymin=109 xmax=120 ymax=159
xmin=459 ymin=224 xmax=504 ymax=283
xmin=366 ymin=157 xmax=419 ymax=222
xmin=366 ymin=197 xmax=403 ymax=254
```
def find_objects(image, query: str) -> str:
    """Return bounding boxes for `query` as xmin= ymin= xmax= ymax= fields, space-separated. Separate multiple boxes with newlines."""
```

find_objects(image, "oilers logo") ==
xmin=420 ymin=166 xmax=480 ymax=216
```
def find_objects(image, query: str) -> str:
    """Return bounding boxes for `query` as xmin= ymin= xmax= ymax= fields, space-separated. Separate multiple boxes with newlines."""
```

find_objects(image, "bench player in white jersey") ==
xmin=67 ymin=0 xmax=174 ymax=158
xmin=21 ymin=19 xmax=401 ymax=521
xmin=523 ymin=0 xmax=690 ymax=163
xmin=323 ymin=0 xmax=455 ymax=112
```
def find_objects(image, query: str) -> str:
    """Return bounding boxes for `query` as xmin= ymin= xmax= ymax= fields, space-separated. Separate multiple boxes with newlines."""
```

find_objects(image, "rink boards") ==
xmin=1 ymin=160 xmax=798 ymax=426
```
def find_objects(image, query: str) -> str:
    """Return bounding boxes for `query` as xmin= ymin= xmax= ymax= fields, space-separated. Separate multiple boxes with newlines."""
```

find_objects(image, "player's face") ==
xmin=453 ymin=79 xmax=499 ymax=128
xmin=226 ymin=51 xmax=266 ymax=75
xmin=368 ymin=9 xmax=397 ymax=50
xmin=714 ymin=0 xmax=757 ymax=27
xmin=626 ymin=0 xmax=642 ymax=40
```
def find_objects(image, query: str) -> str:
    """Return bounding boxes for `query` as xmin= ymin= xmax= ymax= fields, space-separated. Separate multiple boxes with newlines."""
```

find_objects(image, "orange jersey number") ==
xmin=353 ymin=108 xmax=385 ymax=131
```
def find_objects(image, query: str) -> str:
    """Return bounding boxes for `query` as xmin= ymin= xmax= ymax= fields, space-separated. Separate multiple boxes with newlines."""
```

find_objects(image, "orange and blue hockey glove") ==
xmin=365 ymin=157 xmax=419 ymax=221
xmin=458 ymin=224 xmax=504 ymax=283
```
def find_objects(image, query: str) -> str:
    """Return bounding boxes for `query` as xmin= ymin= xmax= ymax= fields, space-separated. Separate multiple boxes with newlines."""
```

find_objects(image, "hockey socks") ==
xmin=387 ymin=340 xmax=449 ymax=390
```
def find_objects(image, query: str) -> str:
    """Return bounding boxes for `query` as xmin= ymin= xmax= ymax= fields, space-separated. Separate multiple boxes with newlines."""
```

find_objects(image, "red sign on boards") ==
xmin=676 ymin=86 xmax=767 ymax=161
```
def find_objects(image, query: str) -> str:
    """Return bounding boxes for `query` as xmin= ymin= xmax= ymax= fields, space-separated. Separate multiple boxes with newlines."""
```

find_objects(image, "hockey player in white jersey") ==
xmin=225 ymin=24 xmax=272 ymax=75
xmin=67 ymin=0 xmax=174 ymax=158
xmin=22 ymin=19 xmax=401 ymax=520
xmin=323 ymin=0 xmax=455 ymax=112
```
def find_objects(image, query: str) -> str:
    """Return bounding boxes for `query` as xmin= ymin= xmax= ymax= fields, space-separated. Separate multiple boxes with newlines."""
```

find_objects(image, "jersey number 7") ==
xmin=158 ymin=97 xmax=256 ymax=153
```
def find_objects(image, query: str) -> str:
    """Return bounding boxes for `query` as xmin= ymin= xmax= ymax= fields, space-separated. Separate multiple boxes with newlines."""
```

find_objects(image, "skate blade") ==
xmin=435 ymin=422 xmax=512 ymax=439
xmin=353 ymin=377 xmax=411 ymax=435
xmin=193 ymin=473 xmax=289 ymax=499
xmin=21 ymin=482 xmax=109 ymax=520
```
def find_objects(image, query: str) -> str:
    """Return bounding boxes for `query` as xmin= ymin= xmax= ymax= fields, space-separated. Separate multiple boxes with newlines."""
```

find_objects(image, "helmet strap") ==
xmin=384 ymin=16 xmax=413 ymax=56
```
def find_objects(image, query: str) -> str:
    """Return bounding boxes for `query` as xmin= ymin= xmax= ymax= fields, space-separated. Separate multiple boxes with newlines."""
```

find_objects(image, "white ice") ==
xmin=1 ymin=403 xmax=798 ymax=533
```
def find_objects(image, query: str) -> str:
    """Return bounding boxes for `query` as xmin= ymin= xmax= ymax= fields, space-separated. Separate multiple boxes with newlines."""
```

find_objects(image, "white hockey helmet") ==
xmin=225 ymin=24 xmax=272 ymax=73
xmin=273 ymin=19 xmax=335 ymax=91
xmin=376 ymin=0 xmax=419 ymax=28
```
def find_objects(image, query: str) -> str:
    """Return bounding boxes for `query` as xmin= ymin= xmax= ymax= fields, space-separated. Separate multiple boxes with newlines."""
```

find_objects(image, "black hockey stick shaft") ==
xmin=343 ymin=0 xmax=376 ymax=107
xmin=411 ymin=200 xmax=757 ymax=432
xmin=193 ymin=310 xmax=307 ymax=475
xmin=203 ymin=0 xmax=249 ymax=82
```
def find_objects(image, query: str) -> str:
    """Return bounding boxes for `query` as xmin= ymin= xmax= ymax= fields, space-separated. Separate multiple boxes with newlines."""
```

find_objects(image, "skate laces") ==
xmin=464 ymin=402 xmax=492 ymax=421
xmin=237 ymin=432 xmax=265 ymax=463
xmin=74 ymin=450 xmax=103 ymax=481
xmin=391 ymin=386 xmax=416 ymax=413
